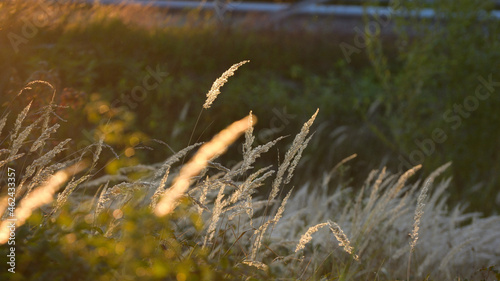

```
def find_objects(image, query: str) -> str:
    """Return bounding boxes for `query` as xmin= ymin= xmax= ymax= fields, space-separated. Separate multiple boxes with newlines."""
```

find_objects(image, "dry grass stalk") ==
xmin=0 ymin=161 xmax=88 ymax=244
xmin=151 ymin=144 xmax=203 ymax=208
xmin=272 ymin=187 xmax=293 ymax=225
xmin=30 ymin=123 xmax=60 ymax=152
xmin=364 ymin=169 xmax=378 ymax=188
xmin=250 ymin=220 xmax=272 ymax=260
xmin=154 ymin=115 xmax=256 ymax=217
xmin=295 ymin=222 xmax=330 ymax=252
xmin=389 ymin=164 xmax=422 ymax=199
xmin=269 ymin=109 xmax=318 ymax=202
xmin=117 ymin=164 xmax=156 ymax=175
xmin=243 ymin=110 xmax=255 ymax=155
xmin=203 ymin=184 xmax=228 ymax=247
xmin=80 ymin=174 xmax=129 ymax=189
xmin=371 ymin=167 xmax=386 ymax=196
xmin=197 ymin=177 xmax=210 ymax=216
xmin=407 ymin=179 xmax=432 ymax=281
xmin=24 ymin=139 xmax=72 ymax=181
xmin=9 ymin=81 xmax=56 ymax=148
xmin=52 ymin=175 xmax=92 ymax=216
xmin=150 ymin=167 xmax=170 ymax=209
xmin=239 ymin=136 xmax=285 ymax=175
xmin=251 ymin=187 xmax=293 ymax=260
xmin=0 ymin=153 xmax=25 ymax=170
xmin=9 ymin=113 xmax=44 ymax=158
xmin=365 ymin=167 xmax=387 ymax=214
xmin=425 ymin=162 xmax=452 ymax=184
xmin=230 ymin=166 xmax=273 ymax=204
xmin=203 ymin=60 xmax=249 ymax=109
xmin=153 ymin=143 xmax=203 ymax=179
xmin=360 ymin=166 xmax=420 ymax=238
xmin=10 ymin=101 xmax=33 ymax=145
xmin=410 ymin=179 xmax=432 ymax=252
xmin=207 ymin=161 xmax=231 ymax=173
xmin=18 ymin=80 xmax=56 ymax=101
xmin=92 ymin=136 xmax=105 ymax=166
xmin=241 ymin=260 xmax=269 ymax=271
xmin=94 ymin=182 xmax=110 ymax=222
xmin=328 ymin=220 xmax=359 ymax=260
xmin=295 ymin=220 xmax=358 ymax=260
xmin=32 ymin=97 xmax=59 ymax=153
xmin=0 ymin=114 xmax=8 ymax=138
xmin=284 ymin=134 xmax=313 ymax=185
xmin=150 ymin=143 xmax=203 ymax=208
xmin=327 ymin=154 xmax=358 ymax=182
xmin=19 ymin=159 xmax=79 ymax=202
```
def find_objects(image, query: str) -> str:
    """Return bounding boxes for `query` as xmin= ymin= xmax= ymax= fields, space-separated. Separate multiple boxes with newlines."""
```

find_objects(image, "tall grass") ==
xmin=1 ymin=63 xmax=499 ymax=280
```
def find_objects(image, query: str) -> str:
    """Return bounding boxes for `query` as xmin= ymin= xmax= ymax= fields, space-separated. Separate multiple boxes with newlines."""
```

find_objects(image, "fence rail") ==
xmin=80 ymin=0 xmax=500 ymax=19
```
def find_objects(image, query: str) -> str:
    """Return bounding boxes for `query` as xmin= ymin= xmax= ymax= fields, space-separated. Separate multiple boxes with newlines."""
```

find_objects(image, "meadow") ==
xmin=0 ymin=0 xmax=499 ymax=280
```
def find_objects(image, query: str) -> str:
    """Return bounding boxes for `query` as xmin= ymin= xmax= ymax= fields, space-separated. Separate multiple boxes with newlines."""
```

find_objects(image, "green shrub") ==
xmin=361 ymin=0 xmax=500 ymax=213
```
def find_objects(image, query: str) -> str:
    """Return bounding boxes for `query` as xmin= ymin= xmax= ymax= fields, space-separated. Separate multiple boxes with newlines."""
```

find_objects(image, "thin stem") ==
xmin=407 ymin=251 xmax=412 ymax=281
xmin=182 ymin=108 xmax=203 ymax=165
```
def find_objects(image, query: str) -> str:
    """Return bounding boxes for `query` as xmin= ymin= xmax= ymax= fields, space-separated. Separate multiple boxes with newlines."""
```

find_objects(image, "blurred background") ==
xmin=0 ymin=0 xmax=499 ymax=215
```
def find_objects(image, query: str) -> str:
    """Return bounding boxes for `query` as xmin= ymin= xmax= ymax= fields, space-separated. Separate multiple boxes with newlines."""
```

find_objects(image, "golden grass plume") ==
xmin=203 ymin=60 xmax=249 ymax=109
xmin=0 ymin=160 xmax=88 ymax=244
xmin=154 ymin=114 xmax=257 ymax=217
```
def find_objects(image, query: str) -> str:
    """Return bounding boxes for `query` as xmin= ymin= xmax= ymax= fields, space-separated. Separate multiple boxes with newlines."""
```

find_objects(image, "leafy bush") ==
xmin=363 ymin=0 xmax=500 ymax=212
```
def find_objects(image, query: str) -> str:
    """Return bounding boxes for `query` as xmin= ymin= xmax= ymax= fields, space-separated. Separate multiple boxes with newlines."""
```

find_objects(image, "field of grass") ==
xmin=0 ymin=0 xmax=499 ymax=280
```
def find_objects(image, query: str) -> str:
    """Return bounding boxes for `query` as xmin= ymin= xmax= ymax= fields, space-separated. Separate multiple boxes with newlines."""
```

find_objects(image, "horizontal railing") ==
xmin=77 ymin=0 xmax=500 ymax=19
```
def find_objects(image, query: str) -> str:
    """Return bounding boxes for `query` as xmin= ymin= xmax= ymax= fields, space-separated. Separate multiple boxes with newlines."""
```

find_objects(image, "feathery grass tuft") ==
xmin=410 ymin=179 xmax=431 ymax=253
xmin=295 ymin=222 xmax=329 ymax=252
xmin=203 ymin=60 xmax=249 ymax=109
xmin=328 ymin=220 xmax=359 ymax=260
xmin=269 ymin=109 xmax=318 ymax=202
xmin=0 ymin=114 xmax=8 ymax=138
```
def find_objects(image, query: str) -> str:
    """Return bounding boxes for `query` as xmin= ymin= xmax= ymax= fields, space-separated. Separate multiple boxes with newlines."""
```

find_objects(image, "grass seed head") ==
xmin=203 ymin=60 xmax=249 ymax=109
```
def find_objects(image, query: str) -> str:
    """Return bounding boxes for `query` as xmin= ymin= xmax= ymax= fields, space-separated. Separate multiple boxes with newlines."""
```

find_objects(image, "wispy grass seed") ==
xmin=203 ymin=60 xmax=249 ymax=109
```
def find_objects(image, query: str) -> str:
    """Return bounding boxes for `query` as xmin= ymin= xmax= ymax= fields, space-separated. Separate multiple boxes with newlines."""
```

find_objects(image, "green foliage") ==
xmin=1 ymin=198 xmax=271 ymax=280
xmin=364 ymin=0 xmax=500 ymax=213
